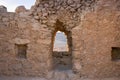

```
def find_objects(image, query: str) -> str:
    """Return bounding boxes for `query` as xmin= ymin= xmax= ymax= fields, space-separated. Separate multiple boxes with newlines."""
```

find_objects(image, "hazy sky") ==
xmin=0 ymin=0 xmax=35 ymax=12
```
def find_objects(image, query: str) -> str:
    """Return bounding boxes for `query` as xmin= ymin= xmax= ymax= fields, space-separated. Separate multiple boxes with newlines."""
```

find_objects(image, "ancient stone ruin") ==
xmin=0 ymin=0 xmax=120 ymax=80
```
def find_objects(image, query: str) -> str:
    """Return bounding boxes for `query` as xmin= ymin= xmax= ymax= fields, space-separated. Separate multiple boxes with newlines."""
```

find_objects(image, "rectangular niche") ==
xmin=111 ymin=47 xmax=120 ymax=61
xmin=15 ymin=44 xmax=28 ymax=59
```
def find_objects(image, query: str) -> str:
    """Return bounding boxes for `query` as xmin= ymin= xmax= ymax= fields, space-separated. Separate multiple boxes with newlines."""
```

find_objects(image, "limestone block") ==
xmin=32 ymin=23 xmax=40 ymax=30
xmin=2 ymin=18 xmax=9 ymax=22
xmin=15 ymin=6 xmax=27 ymax=13
xmin=14 ymin=38 xmax=30 ymax=44
xmin=0 ymin=5 xmax=7 ymax=12
xmin=72 ymin=51 xmax=81 ymax=59
xmin=34 ymin=16 xmax=40 ymax=20
xmin=73 ymin=61 xmax=82 ymax=72
xmin=37 ymin=39 xmax=51 ymax=44
xmin=67 ymin=0 xmax=74 ymax=5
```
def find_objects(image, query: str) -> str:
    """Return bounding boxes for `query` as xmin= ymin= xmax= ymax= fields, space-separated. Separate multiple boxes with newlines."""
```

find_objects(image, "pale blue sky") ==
xmin=0 ymin=0 xmax=35 ymax=12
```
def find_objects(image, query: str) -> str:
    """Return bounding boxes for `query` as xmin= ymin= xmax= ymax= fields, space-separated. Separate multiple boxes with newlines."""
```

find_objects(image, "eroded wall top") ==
xmin=0 ymin=5 xmax=7 ymax=12
xmin=29 ymin=0 xmax=99 ymax=31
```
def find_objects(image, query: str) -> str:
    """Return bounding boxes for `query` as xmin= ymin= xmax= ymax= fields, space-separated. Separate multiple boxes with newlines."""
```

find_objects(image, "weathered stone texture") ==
xmin=0 ymin=0 xmax=120 ymax=79
xmin=0 ymin=5 xmax=7 ymax=12
xmin=15 ymin=6 xmax=27 ymax=13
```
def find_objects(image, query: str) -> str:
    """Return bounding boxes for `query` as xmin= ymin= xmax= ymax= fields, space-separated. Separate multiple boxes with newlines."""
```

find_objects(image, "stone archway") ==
xmin=50 ymin=20 xmax=73 ymax=71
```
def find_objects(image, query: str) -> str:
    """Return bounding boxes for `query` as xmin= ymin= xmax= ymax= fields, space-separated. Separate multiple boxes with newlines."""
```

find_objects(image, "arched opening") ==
xmin=53 ymin=31 xmax=69 ymax=52
xmin=51 ymin=20 xmax=73 ymax=71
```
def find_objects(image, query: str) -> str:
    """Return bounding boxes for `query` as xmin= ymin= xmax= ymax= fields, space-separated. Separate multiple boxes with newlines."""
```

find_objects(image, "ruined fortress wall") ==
xmin=0 ymin=11 xmax=52 ymax=76
xmin=0 ymin=12 xmax=16 ymax=75
xmin=72 ymin=0 xmax=120 ymax=77
xmin=0 ymin=0 xmax=120 ymax=78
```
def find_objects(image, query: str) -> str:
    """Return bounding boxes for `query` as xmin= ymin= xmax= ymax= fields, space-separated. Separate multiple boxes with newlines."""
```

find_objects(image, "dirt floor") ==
xmin=0 ymin=76 xmax=120 ymax=80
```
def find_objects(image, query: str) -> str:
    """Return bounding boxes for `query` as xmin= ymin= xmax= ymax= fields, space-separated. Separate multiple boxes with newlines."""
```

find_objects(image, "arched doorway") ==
xmin=51 ymin=20 xmax=73 ymax=71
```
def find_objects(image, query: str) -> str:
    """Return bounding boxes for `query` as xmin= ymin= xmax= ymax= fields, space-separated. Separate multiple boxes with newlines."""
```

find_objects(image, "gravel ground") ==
xmin=0 ymin=76 xmax=120 ymax=80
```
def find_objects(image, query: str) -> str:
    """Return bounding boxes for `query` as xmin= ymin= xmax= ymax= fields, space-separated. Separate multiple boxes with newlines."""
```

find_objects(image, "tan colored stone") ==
xmin=0 ymin=0 xmax=120 ymax=79
xmin=14 ymin=38 xmax=30 ymax=44
xmin=0 ymin=5 xmax=7 ymax=12
xmin=15 ymin=6 xmax=26 ymax=13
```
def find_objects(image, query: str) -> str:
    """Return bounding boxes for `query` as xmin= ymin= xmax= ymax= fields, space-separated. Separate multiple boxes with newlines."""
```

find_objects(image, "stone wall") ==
xmin=0 ymin=8 xmax=52 ymax=77
xmin=72 ymin=0 xmax=120 ymax=78
xmin=0 ymin=5 xmax=7 ymax=12
xmin=0 ymin=0 xmax=120 ymax=79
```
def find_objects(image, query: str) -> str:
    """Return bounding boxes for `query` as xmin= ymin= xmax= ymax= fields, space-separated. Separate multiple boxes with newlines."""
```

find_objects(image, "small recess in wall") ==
xmin=15 ymin=44 xmax=27 ymax=59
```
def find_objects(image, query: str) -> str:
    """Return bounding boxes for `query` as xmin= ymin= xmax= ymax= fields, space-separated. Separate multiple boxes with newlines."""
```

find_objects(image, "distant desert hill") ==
xmin=54 ymin=32 xmax=68 ymax=51
xmin=55 ymin=32 xmax=67 ymax=42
